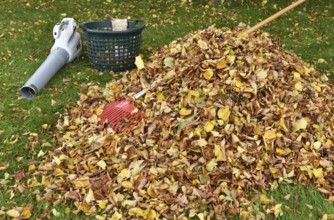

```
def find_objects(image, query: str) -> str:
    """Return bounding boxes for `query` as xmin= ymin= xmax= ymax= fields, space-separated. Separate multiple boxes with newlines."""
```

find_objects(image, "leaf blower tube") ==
xmin=21 ymin=18 xmax=82 ymax=100
xmin=21 ymin=48 xmax=69 ymax=99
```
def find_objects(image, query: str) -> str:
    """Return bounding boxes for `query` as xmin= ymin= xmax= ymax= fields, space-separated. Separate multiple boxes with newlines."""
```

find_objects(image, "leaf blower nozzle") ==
xmin=21 ymin=18 xmax=82 ymax=100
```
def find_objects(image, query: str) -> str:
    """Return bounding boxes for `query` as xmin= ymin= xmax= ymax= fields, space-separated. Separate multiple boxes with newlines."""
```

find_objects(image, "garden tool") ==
xmin=100 ymin=0 xmax=306 ymax=132
xmin=21 ymin=18 xmax=82 ymax=100
xmin=244 ymin=0 xmax=306 ymax=34
xmin=99 ymin=81 xmax=158 ymax=132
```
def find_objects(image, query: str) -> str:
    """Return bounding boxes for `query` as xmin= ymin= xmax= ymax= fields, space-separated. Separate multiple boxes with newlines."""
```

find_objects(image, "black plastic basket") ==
xmin=80 ymin=20 xmax=145 ymax=72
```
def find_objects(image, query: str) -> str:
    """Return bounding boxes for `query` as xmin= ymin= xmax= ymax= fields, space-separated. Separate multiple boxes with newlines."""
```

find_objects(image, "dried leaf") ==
xmin=217 ymin=106 xmax=230 ymax=122
xmin=85 ymin=188 xmax=95 ymax=204
xmin=97 ymin=160 xmax=107 ymax=170
xmin=0 ymin=162 xmax=9 ymax=171
xmin=204 ymin=120 xmax=215 ymax=132
xmin=203 ymin=68 xmax=214 ymax=80
xmin=6 ymin=209 xmax=20 ymax=218
xmin=206 ymin=159 xmax=217 ymax=172
xmin=293 ymin=118 xmax=308 ymax=131
xmin=163 ymin=57 xmax=174 ymax=67
xmin=135 ymin=56 xmax=145 ymax=70
xmin=179 ymin=107 xmax=192 ymax=116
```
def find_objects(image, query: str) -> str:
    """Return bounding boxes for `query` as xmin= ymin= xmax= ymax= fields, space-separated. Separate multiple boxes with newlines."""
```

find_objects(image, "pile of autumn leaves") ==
xmin=27 ymin=26 xmax=334 ymax=219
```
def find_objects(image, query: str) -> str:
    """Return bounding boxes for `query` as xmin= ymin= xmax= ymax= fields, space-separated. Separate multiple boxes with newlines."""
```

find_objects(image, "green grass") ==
xmin=0 ymin=0 xmax=333 ymax=219
xmin=268 ymin=185 xmax=334 ymax=219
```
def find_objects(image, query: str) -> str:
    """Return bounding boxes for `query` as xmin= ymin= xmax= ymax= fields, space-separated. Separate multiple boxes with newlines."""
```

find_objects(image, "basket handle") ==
xmin=134 ymin=20 xmax=145 ymax=30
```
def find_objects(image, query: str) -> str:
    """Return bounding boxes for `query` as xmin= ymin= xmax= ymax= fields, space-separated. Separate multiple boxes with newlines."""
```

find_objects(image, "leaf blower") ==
xmin=21 ymin=18 xmax=82 ymax=100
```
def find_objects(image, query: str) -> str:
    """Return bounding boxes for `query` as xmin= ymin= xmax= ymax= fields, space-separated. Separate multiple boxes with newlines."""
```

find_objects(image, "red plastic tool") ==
xmin=99 ymin=85 xmax=154 ymax=132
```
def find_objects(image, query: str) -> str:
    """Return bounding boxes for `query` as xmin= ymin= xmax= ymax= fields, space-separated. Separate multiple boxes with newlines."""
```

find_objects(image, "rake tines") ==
xmin=99 ymin=99 xmax=145 ymax=132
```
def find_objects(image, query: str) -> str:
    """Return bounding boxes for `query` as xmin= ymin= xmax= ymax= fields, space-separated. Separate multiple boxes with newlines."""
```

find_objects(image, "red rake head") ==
xmin=99 ymin=99 xmax=144 ymax=132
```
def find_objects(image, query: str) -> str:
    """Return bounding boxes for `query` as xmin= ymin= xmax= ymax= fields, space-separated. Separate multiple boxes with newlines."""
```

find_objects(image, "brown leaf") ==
xmin=14 ymin=170 xmax=26 ymax=181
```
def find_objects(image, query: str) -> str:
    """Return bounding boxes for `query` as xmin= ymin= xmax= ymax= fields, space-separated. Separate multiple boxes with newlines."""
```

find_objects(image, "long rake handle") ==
xmin=245 ymin=0 xmax=306 ymax=34
xmin=132 ymin=73 xmax=173 ymax=100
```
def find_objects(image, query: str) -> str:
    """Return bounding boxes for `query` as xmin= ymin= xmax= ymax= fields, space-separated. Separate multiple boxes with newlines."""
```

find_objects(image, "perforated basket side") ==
xmin=80 ymin=20 xmax=145 ymax=71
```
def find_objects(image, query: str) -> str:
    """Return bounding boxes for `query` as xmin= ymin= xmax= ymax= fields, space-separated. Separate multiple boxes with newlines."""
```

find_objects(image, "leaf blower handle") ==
xmin=244 ymin=0 xmax=306 ymax=34
xmin=21 ymin=18 xmax=82 ymax=100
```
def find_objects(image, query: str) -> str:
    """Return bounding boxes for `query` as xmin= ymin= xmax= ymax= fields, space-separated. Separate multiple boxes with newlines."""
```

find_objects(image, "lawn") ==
xmin=0 ymin=0 xmax=333 ymax=219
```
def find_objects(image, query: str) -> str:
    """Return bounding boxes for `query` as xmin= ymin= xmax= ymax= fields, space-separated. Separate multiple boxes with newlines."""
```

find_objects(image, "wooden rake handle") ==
xmin=244 ymin=0 xmax=306 ymax=34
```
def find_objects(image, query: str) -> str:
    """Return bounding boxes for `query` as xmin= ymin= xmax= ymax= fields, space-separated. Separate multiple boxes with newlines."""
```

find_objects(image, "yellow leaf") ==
xmin=240 ymin=32 xmax=249 ymax=38
xmin=0 ymin=162 xmax=9 ymax=171
xmin=293 ymin=72 xmax=301 ymax=80
xmin=311 ymin=83 xmax=321 ymax=92
xmin=98 ymin=200 xmax=108 ymax=209
xmin=216 ymin=59 xmax=227 ymax=69
xmin=135 ymin=56 xmax=145 ymax=70
xmin=129 ymin=207 xmax=144 ymax=217
xmin=42 ymin=142 xmax=52 ymax=147
xmin=6 ymin=209 xmax=20 ymax=218
xmin=293 ymin=118 xmax=308 ymax=131
xmin=313 ymin=141 xmax=322 ymax=150
xmin=163 ymin=56 xmax=174 ymax=67
xmin=54 ymin=167 xmax=66 ymax=176
xmin=197 ymin=213 xmax=205 ymax=220
xmin=274 ymin=204 xmax=283 ymax=217
xmin=21 ymin=206 xmax=32 ymax=219
xmin=194 ymin=138 xmax=207 ymax=147
xmin=262 ymin=0 xmax=268 ymax=6
xmin=214 ymin=144 xmax=226 ymax=161
xmin=276 ymin=148 xmax=291 ymax=156
xmin=206 ymin=159 xmax=217 ymax=172
xmin=52 ymin=208 xmax=60 ymax=217
xmin=51 ymin=99 xmax=57 ymax=106
xmin=294 ymin=81 xmax=303 ymax=91
xmin=65 ymin=207 xmax=71 ymax=214
xmin=240 ymin=211 xmax=251 ymax=219
xmin=144 ymin=209 xmax=157 ymax=220
xmin=313 ymin=168 xmax=323 ymax=178
xmin=198 ymin=40 xmax=208 ymax=50
xmin=4 ymin=173 xmax=10 ymax=179
xmin=263 ymin=130 xmax=277 ymax=141
xmin=295 ymin=65 xmax=305 ymax=74
xmin=111 ymin=211 xmax=122 ymax=220
xmin=85 ymin=188 xmax=95 ymax=204
xmin=53 ymin=156 xmax=61 ymax=165
xmin=42 ymin=124 xmax=48 ymax=129
xmin=179 ymin=107 xmax=192 ymax=116
xmin=235 ymin=80 xmax=244 ymax=88
xmin=204 ymin=120 xmax=215 ymax=132
xmin=228 ymin=55 xmax=236 ymax=64
xmin=203 ymin=68 xmax=214 ymax=80
xmin=237 ymin=146 xmax=245 ymax=154
xmin=130 ymin=160 xmax=145 ymax=177
xmin=217 ymin=106 xmax=230 ymax=122
xmin=97 ymin=160 xmax=107 ymax=170
xmin=118 ymin=168 xmax=130 ymax=178
xmin=28 ymin=164 xmax=36 ymax=172
xmin=189 ymin=90 xmax=200 ymax=97
xmin=96 ymin=215 xmax=106 ymax=220
xmin=157 ymin=93 xmax=165 ymax=101
xmin=72 ymin=176 xmax=91 ymax=188
xmin=255 ymin=69 xmax=267 ymax=80
xmin=259 ymin=194 xmax=273 ymax=205
xmin=279 ymin=118 xmax=289 ymax=132
xmin=37 ymin=150 xmax=45 ymax=157
xmin=121 ymin=181 xmax=133 ymax=189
